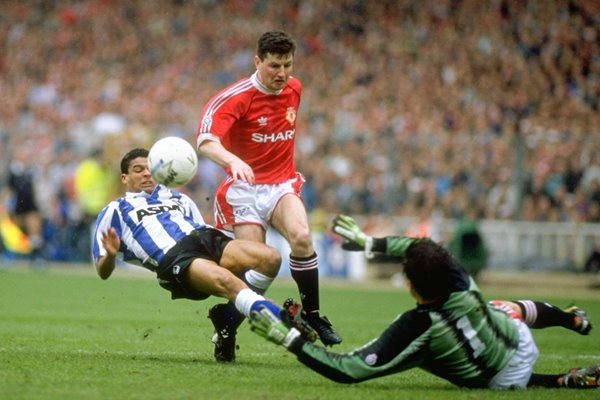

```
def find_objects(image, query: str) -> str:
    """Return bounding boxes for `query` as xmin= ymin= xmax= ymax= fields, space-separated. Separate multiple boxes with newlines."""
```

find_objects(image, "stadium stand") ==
xmin=0 ymin=0 xmax=598 ymax=263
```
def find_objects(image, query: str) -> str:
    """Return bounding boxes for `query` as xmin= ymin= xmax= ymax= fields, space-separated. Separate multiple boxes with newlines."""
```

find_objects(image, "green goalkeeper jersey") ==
xmin=287 ymin=237 xmax=520 ymax=388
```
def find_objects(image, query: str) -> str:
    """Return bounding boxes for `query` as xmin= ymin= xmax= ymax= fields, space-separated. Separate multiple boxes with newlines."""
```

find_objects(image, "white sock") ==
xmin=245 ymin=270 xmax=274 ymax=293
xmin=234 ymin=288 xmax=265 ymax=317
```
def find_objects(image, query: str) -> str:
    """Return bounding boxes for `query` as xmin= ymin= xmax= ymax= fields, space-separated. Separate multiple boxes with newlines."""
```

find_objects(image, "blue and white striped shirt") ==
xmin=93 ymin=185 xmax=207 ymax=270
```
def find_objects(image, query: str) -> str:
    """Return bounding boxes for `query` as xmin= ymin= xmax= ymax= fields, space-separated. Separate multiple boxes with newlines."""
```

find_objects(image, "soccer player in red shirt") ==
xmin=197 ymin=30 xmax=342 ymax=361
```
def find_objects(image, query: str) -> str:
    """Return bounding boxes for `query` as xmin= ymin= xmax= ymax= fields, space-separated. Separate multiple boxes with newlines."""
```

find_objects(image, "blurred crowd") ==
xmin=0 ymin=0 xmax=599 ymax=262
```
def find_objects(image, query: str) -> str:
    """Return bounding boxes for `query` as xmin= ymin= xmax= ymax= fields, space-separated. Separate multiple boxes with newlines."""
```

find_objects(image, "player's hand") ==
xmin=229 ymin=158 xmax=255 ymax=185
xmin=250 ymin=306 xmax=301 ymax=348
xmin=332 ymin=215 xmax=370 ymax=250
xmin=101 ymin=228 xmax=120 ymax=257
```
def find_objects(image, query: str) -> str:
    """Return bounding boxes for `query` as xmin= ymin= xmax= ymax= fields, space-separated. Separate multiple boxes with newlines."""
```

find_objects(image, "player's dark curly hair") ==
xmin=402 ymin=238 xmax=453 ymax=300
xmin=256 ymin=30 xmax=296 ymax=60
xmin=120 ymin=148 xmax=149 ymax=174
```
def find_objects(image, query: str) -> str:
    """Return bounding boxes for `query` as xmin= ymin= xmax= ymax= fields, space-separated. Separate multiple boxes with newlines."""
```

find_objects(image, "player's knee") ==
xmin=286 ymin=229 xmax=313 ymax=254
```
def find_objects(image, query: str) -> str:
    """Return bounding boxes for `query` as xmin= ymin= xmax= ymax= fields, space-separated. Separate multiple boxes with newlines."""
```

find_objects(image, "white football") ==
xmin=147 ymin=136 xmax=198 ymax=188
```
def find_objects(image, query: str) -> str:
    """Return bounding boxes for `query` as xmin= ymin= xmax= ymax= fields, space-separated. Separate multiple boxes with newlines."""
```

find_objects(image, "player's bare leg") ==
xmin=272 ymin=194 xmax=342 ymax=346
xmin=192 ymin=241 xmax=280 ymax=362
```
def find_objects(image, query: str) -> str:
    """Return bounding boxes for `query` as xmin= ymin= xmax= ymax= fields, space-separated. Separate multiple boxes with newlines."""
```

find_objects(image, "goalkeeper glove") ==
xmin=331 ymin=214 xmax=374 ymax=259
xmin=250 ymin=306 xmax=301 ymax=348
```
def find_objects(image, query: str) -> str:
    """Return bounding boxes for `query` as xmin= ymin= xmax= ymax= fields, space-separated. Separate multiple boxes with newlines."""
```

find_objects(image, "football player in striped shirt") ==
xmin=92 ymin=148 xmax=314 ymax=362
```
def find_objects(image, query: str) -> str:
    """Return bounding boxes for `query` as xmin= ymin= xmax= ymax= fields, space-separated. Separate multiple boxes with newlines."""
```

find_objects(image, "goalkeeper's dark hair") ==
xmin=402 ymin=238 xmax=452 ymax=300
xmin=120 ymin=148 xmax=149 ymax=174
xmin=256 ymin=30 xmax=296 ymax=60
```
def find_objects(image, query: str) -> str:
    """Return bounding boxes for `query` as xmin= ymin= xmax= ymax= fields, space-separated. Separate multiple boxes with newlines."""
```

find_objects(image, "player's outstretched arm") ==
xmin=332 ymin=215 xmax=418 ymax=259
xmin=249 ymin=304 xmax=387 ymax=384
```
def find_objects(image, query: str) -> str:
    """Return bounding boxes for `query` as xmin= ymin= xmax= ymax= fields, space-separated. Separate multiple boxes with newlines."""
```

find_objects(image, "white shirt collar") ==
xmin=124 ymin=187 xmax=157 ymax=198
xmin=251 ymin=72 xmax=283 ymax=95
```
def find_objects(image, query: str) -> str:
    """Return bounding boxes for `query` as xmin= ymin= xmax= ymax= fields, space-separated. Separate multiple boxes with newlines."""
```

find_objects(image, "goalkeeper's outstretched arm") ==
xmin=249 ymin=307 xmax=373 ymax=384
xmin=250 ymin=305 xmax=422 ymax=384
xmin=331 ymin=215 xmax=416 ymax=258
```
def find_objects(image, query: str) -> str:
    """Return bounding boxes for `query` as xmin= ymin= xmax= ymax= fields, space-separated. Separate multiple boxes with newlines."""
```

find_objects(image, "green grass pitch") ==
xmin=0 ymin=264 xmax=598 ymax=400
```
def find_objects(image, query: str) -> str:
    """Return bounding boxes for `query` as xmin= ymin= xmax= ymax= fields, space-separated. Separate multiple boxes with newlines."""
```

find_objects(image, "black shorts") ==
xmin=156 ymin=227 xmax=232 ymax=300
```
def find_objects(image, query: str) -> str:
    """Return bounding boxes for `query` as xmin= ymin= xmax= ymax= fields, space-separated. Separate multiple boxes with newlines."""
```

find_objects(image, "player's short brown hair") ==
xmin=256 ymin=30 xmax=296 ymax=60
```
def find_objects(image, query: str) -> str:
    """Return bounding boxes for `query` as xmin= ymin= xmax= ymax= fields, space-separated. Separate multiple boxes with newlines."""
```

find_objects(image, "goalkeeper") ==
xmin=249 ymin=215 xmax=599 ymax=389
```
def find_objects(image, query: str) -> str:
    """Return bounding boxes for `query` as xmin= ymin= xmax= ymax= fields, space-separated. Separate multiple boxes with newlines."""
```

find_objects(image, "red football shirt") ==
xmin=197 ymin=73 xmax=301 ymax=184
